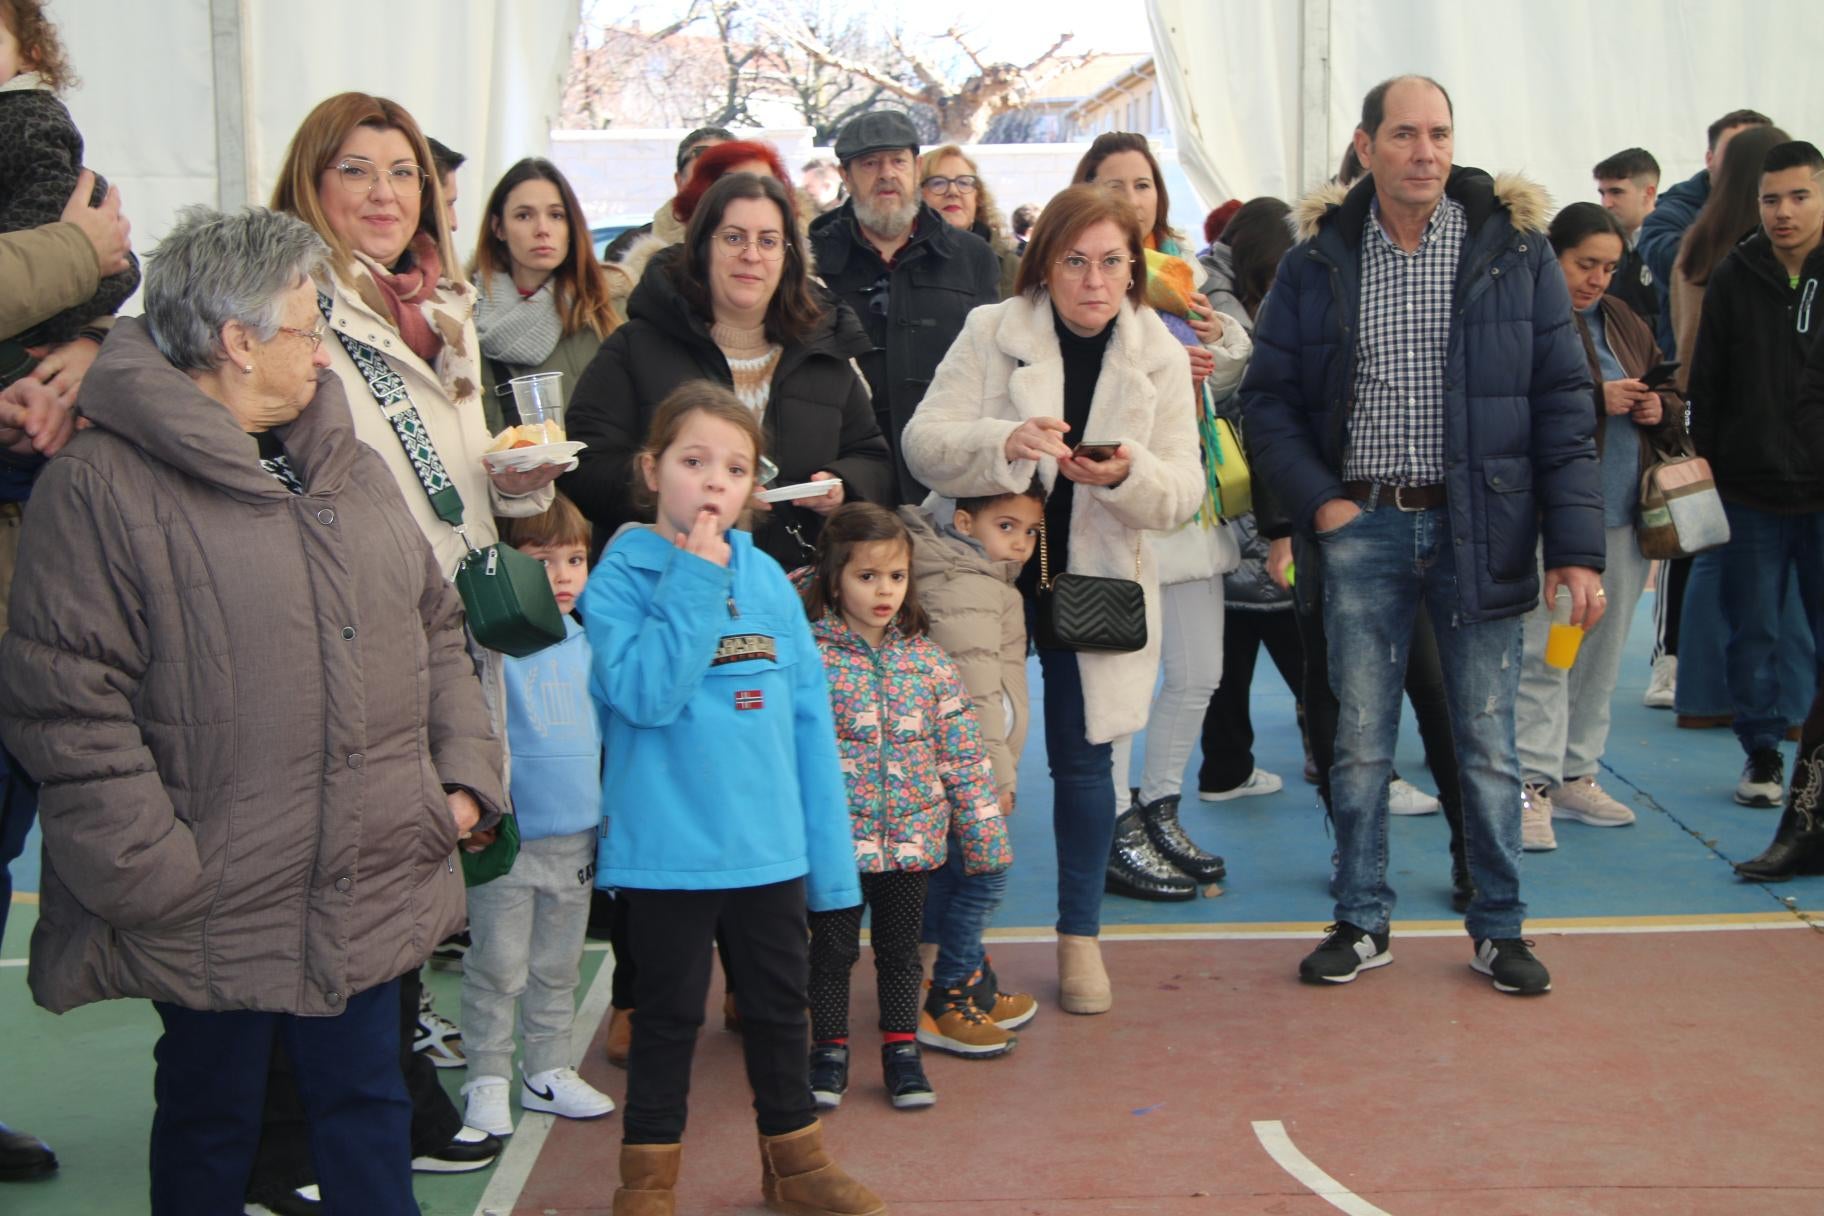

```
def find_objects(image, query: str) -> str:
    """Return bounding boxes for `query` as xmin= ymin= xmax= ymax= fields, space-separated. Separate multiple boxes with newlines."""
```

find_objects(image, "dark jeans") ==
xmin=1200 ymin=607 xmax=1304 ymax=793
xmin=920 ymin=851 xmax=1010 ymax=989
xmin=1717 ymin=502 xmax=1824 ymax=754
xmin=1035 ymin=643 xmax=1118 ymax=937
xmin=152 ymin=979 xmax=412 ymax=1216
xmin=0 ymin=747 xmax=35 ymax=948
xmin=622 ymin=879 xmax=815 ymax=1145
xmin=808 ymin=870 xmax=929 ymax=1040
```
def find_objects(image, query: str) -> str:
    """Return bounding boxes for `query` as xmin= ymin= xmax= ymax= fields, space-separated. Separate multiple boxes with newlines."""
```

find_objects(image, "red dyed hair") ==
xmin=672 ymin=140 xmax=793 ymax=225
xmin=1203 ymin=199 xmax=1243 ymax=246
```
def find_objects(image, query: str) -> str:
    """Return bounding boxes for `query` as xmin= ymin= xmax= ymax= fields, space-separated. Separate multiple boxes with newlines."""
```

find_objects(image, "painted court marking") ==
xmin=1252 ymin=1119 xmax=1394 ymax=1216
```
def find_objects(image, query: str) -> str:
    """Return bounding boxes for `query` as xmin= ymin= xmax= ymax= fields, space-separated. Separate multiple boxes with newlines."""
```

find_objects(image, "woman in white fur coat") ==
xmin=902 ymin=186 xmax=1204 ymax=1015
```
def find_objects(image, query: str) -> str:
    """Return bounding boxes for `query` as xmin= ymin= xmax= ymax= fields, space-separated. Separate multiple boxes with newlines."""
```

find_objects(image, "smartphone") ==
xmin=1640 ymin=361 xmax=1680 ymax=390
xmin=1071 ymin=440 xmax=1121 ymax=463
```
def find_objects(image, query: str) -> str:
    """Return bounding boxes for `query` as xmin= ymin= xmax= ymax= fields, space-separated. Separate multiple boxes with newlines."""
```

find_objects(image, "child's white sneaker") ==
xmin=460 ymin=1075 xmax=514 ymax=1137
xmin=521 ymin=1066 xmax=616 ymax=1120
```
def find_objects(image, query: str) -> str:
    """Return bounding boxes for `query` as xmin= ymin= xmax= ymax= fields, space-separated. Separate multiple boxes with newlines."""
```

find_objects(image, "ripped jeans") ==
xmin=1318 ymin=499 xmax=1526 ymax=939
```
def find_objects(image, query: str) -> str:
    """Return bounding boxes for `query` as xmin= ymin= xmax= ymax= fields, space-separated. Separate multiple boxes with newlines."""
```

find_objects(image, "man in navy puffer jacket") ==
xmin=1242 ymin=75 xmax=1602 ymax=997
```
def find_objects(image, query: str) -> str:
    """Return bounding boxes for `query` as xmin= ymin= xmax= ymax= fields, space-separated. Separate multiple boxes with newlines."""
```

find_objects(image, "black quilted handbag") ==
xmin=1032 ymin=512 xmax=1146 ymax=653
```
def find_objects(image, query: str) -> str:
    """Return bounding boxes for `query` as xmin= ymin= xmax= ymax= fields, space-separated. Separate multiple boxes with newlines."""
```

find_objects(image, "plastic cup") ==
xmin=1543 ymin=586 xmax=1584 ymax=670
xmin=507 ymin=372 xmax=566 ymax=443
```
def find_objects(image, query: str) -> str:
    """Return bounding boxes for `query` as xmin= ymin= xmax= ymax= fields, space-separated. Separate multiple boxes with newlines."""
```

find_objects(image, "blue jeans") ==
xmin=1036 ymin=644 xmax=1117 ymax=937
xmin=151 ymin=979 xmax=413 ymax=1216
xmin=920 ymin=853 xmax=1010 ymax=988
xmin=1319 ymin=500 xmax=1526 ymax=939
xmin=1717 ymin=502 xmax=1824 ymax=755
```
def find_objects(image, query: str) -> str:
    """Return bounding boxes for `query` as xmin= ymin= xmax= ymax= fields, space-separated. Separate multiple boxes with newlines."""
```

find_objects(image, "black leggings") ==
xmin=807 ymin=870 xmax=929 ymax=1042
xmin=1200 ymin=607 xmax=1305 ymax=792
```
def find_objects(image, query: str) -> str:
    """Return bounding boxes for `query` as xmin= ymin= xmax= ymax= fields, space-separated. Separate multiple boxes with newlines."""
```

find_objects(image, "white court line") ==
xmin=470 ymin=944 xmax=620 ymax=1216
xmin=1252 ymin=1120 xmax=1394 ymax=1216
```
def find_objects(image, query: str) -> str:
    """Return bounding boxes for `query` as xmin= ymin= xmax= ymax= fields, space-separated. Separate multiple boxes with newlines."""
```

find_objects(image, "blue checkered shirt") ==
xmin=1344 ymin=197 xmax=1466 ymax=486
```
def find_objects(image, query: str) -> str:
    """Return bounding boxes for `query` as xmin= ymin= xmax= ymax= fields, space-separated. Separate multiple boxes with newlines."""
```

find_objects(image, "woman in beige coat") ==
xmin=902 ymin=185 xmax=1204 ymax=1016
xmin=0 ymin=207 xmax=505 ymax=1216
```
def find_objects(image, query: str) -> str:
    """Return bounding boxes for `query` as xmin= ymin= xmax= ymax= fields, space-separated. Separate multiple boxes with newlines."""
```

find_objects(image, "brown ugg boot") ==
xmin=604 ymin=1006 xmax=634 ymax=1067
xmin=1057 ymin=933 xmax=1112 ymax=1014
xmin=758 ymin=1120 xmax=885 ymax=1215
xmin=613 ymin=1142 xmax=681 ymax=1215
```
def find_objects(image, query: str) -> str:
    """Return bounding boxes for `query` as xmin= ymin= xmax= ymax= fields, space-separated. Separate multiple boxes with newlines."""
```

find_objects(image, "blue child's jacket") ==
xmin=580 ymin=525 xmax=862 ymax=913
xmin=503 ymin=616 xmax=601 ymax=841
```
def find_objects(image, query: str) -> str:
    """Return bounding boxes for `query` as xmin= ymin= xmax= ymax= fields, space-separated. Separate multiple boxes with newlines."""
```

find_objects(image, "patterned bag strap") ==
xmin=318 ymin=292 xmax=470 ymax=537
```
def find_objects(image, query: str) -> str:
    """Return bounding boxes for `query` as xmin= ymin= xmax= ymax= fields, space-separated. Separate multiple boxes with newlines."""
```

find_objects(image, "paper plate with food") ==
xmin=482 ymin=422 xmax=586 ymax=473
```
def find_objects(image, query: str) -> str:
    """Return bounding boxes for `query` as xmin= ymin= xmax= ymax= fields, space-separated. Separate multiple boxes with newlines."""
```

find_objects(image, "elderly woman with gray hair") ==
xmin=0 ymin=205 xmax=506 ymax=1216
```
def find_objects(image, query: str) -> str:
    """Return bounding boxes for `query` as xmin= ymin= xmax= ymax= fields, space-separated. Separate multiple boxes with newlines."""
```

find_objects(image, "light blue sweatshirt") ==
xmin=503 ymin=616 xmax=601 ymax=841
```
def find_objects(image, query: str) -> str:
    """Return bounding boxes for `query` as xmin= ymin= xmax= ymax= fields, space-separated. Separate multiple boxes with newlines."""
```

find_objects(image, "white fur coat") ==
xmin=902 ymin=292 xmax=1204 ymax=743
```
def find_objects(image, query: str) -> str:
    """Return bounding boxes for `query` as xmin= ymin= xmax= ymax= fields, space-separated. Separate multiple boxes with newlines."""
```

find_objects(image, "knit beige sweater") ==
xmin=711 ymin=320 xmax=783 ymax=416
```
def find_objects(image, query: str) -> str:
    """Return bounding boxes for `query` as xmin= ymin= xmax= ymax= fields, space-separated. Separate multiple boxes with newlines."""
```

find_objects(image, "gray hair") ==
xmin=144 ymin=206 xmax=330 ymax=372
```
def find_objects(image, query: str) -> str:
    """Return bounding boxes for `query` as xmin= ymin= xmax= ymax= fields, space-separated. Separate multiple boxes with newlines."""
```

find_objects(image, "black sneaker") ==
xmin=410 ymin=1125 xmax=501 ymax=1174
xmin=1735 ymin=748 xmax=1784 ymax=807
xmin=428 ymin=929 xmax=471 ymax=971
xmin=1297 ymin=922 xmax=1392 ymax=984
xmin=245 ymin=1184 xmax=323 ymax=1215
xmin=808 ymin=1043 xmax=849 ymax=1109
xmin=1471 ymin=937 xmax=1552 ymax=995
xmin=881 ymin=1041 xmax=936 ymax=1109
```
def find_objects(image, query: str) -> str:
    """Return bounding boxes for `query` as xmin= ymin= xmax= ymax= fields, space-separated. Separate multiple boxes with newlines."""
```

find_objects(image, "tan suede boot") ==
xmin=604 ymin=1006 xmax=634 ymax=1067
xmin=613 ymin=1143 xmax=681 ymax=1216
xmin=1057 ymin=933 xmax=1112 ymax=1014
xmin=759 ymin=1120 xmax=885 ymax=1215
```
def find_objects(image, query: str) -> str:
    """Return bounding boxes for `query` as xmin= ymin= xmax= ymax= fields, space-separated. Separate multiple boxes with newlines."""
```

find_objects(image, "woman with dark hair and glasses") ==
xmin=562 ymin=172 xmax=892 ymax=568
xmin=470 ymin=157 xmax=621 ymax=432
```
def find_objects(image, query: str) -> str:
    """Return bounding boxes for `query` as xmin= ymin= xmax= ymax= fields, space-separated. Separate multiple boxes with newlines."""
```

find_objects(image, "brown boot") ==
xmin=758 ymin=1120 xmax=885 ymax=1215
xmin=604 ymin=1006 xmax=634 ymax=1067
xmin=613 ymin=1142 xmax=681 ymax=1215
xmin=1056 ymin=934 xmax=1111 ymax=1014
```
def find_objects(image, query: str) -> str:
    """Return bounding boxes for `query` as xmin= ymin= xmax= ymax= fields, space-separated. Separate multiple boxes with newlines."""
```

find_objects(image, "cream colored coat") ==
xmin=902 ymin=292 xmax=1205 ymax=743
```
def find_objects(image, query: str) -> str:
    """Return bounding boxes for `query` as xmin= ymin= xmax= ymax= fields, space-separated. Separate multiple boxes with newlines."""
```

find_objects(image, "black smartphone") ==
xmin=1071 ymin=440 xmax=1121 ymax=462
xmin=1640 ymin=361 xmax=1680 ymax=390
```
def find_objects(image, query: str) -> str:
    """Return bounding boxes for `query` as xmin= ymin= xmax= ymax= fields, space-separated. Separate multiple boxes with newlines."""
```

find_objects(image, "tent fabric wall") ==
xmin=1147 ymin=0 xmax=1824 ymax=217
xmin=49 ymin=0 xmax=580 ymax=289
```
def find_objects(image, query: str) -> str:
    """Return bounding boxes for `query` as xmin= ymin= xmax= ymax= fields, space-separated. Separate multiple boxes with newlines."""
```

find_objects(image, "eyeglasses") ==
xmin=277 ymin=323 xmax=326 ymax=352
xmin=330 ymin=158 xmax=428 ymax=197
xmin=920 ymin=175 xmax=978 ymax=195
xmin=1053 ymin=254 xmax=1134 ymax=280
xmin=713 ymin=229 xmax=789 ymax=260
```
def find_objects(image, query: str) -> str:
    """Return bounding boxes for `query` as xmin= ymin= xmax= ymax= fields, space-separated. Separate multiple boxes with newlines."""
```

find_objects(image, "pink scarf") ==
xmin=360 ymin=233 xmax=444 ymax=364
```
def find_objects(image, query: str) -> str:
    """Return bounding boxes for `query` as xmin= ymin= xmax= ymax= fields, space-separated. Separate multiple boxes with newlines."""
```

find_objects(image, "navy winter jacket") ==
xmin=1637 ymin=169 xmax=1709 ymax=356
xmin=1240 ymin=167 xmax=1601 ymax=624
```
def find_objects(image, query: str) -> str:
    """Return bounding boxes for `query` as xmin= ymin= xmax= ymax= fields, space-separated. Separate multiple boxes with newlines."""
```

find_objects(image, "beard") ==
xmin=853 ymin=188 xmax=918 ymax=238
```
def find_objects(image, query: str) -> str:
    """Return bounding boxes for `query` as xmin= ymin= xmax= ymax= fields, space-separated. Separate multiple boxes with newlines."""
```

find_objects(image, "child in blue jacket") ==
xmin=580 ymin=382 xmax=881 ymax=1216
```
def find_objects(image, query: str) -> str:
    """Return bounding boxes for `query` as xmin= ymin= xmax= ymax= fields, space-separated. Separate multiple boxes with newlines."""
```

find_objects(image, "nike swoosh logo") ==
xmin=525 ymin=1081 xmax=556 ymax=1101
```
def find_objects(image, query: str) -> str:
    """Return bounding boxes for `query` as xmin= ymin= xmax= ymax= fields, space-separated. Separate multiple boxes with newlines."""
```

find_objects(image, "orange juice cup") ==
xmin=1543 ymin=586 xmax=1584 ymax=669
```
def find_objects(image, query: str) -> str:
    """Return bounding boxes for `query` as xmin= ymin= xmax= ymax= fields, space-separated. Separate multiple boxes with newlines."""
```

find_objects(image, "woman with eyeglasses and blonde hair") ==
xmin=563 ymin=172 xmax=892 ymax=567
xmin=919 ymin=144 xmax=1020 ymax=299
xmin=902 ymin=184 xmax=1205 ymax=1016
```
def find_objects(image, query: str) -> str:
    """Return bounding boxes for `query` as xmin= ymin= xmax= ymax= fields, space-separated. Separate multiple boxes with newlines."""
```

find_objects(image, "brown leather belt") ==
xmin=1341 ymin=481 xmax=1446 ymax=511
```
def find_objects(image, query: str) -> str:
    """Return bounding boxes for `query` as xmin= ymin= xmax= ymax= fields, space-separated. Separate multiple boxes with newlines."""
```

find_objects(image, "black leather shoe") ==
xmin=0 ymin=1123 xmax=57 ymax=1182
xmin=410 ymin=1125 xmax=501 ymax=1174
xmin=246 ymin=1184 xmax=323 ymax=1215
xmin=1137 ymin=794 xmax=1225 ymax=883
xmin=1105 ymin=808 xmax=1196 ymax=901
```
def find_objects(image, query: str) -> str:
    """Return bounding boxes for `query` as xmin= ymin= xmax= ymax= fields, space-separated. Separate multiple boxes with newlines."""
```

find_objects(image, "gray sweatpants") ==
xmin=459 ymin=828 xmax=597 ymax=1080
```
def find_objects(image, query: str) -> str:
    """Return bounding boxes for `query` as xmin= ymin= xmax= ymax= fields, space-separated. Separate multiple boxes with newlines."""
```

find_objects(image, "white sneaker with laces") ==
xmin=521 ymin=1066 xmax=616 ymax=1120
xmin=1198 ymin=767 xmax=1284 ymax=802
xmin=460 ymin=1075 xmax=513 ymax=1137
xmin=414 ymin=997 xmax=466 ymax=1069
xmin=1550 ymin=776 xmax=1636 ymax=826
xmin=1521 ymin=783 xmax=1557 ymax=851
xmin=1386 ymin=777 xmax=1442 ymax=816
xmin=1642 ymin=654 xmax=1676 ymax=709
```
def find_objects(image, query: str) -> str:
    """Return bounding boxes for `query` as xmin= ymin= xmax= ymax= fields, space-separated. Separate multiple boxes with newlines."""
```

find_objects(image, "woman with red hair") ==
xmin=671 ymin=139 xmax=794 ymax=226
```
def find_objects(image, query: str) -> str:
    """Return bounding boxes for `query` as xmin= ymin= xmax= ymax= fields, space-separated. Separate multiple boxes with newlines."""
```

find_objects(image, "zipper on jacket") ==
xmin=870 ymin=642 xmax=891 ymax=861
xmin=727 ymin=595 xmax=739 ymax=618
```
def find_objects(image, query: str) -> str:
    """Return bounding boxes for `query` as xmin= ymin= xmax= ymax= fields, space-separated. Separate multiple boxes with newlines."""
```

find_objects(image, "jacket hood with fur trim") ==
xmin=1294 ymin=167 xmax=1551 ymax=243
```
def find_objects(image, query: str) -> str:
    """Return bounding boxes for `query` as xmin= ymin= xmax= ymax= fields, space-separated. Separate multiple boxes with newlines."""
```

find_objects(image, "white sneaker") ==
xmin=1550 ymin=776 xmax=1636 ymax=826
xmin=460 ymin=1075 xmax=513 ymax=1137
xmin=521 ymin=1066 xmax=616 ymax=1120
xmin=1386 ymin=777 xmax=1442 ymax=816
xmin=413 ymin=993 xmax=466 ymax=1069
xmin=1642 ymin=654 xmax=1677 ymax=709
xmin=1198 ymin=767 xmax=1284 ymax=802
xmin=1521 ymin=783 xmax=1557 ymax=851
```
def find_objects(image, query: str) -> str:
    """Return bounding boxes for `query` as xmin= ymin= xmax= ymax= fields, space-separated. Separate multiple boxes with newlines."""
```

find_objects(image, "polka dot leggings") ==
xmin=807 ymin=870 xmax=930 ymax=1041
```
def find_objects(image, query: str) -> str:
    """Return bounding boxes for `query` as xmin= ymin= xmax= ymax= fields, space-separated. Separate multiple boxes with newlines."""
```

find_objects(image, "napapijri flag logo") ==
xmin=735 ymin=690 xmax=765 ymax=711
xmin=713 ymin=634 xmax=778 ymax=666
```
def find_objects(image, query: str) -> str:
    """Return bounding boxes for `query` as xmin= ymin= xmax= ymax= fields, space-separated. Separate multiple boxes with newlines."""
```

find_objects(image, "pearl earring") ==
xmin=242 ymin=364 xmax=254 ymax=374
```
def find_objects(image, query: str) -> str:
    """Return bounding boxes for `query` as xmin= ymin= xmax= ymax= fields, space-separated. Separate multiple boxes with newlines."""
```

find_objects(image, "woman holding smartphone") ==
xmin=902 ymin=185 xmax=1204 ymax=1016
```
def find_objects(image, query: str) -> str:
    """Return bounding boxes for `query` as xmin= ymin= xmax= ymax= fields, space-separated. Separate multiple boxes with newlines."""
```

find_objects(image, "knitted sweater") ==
xmin=711 ymin=320 xmax=782 ymax=415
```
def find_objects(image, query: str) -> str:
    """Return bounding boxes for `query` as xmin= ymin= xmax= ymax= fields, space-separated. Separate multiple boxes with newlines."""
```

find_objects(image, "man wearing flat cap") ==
xmin=810 ymin=110 xmax=1001 ymax=502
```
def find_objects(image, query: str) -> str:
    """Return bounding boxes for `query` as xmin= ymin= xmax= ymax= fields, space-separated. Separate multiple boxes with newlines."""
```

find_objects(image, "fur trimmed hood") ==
xmin=1294 ymin=168 xmax=1551 ymax=241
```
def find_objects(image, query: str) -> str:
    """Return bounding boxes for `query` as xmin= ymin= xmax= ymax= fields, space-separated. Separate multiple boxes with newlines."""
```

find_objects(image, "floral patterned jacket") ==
xmin=807 ymin=606 xmax=1011 ymax=876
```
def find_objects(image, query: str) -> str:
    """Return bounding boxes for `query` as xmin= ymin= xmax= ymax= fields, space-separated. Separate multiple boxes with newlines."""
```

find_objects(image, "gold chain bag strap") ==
xmin=1032 ymin=509 xmax=1147 ymax=653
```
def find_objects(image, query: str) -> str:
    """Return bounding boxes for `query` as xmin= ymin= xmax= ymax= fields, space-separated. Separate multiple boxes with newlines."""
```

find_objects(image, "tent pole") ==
xmin=209 ymin=0 xmax=252 ymax=211
xmin=1298 ymin=0 xmax=1332 ymax=196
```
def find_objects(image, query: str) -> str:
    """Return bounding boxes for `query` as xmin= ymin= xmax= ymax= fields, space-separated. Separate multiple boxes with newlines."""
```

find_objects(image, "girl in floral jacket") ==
xmin=796 ymin=503 xmax=1011 ymax=1112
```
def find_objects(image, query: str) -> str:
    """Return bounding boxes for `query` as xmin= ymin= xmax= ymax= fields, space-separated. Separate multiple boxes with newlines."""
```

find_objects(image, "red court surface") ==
xmin=495 ymin=925 xmax=1824 ymax=1215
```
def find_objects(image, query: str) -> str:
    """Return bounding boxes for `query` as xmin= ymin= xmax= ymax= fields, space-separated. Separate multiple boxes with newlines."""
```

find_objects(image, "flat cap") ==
xmin=833 ymin=111 xmax=920 ymax=164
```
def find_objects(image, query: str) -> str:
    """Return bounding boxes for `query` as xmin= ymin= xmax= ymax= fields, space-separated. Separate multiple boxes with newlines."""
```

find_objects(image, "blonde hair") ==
xmin=918 ymin=145 xmax=1010 ymax=252
xmin=269 ymin=92 xmax=459 ymax=279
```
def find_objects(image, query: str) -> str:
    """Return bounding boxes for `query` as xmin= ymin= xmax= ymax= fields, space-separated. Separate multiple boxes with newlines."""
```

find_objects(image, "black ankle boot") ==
xmin=1736 ymin=746 xmax=1824 ymax=881
xmin=1106 ymin=807 xmax=1196 ymax=901
xmin=1138 ymin=794 xmax=1226 ymax=883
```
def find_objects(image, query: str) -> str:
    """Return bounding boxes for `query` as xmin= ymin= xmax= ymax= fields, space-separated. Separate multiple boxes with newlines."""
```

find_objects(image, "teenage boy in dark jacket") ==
xmin=1687 ymin=140 xmax=1824 ymax=810
xmin=809 ymin=111 xmax=1001 ymax=503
